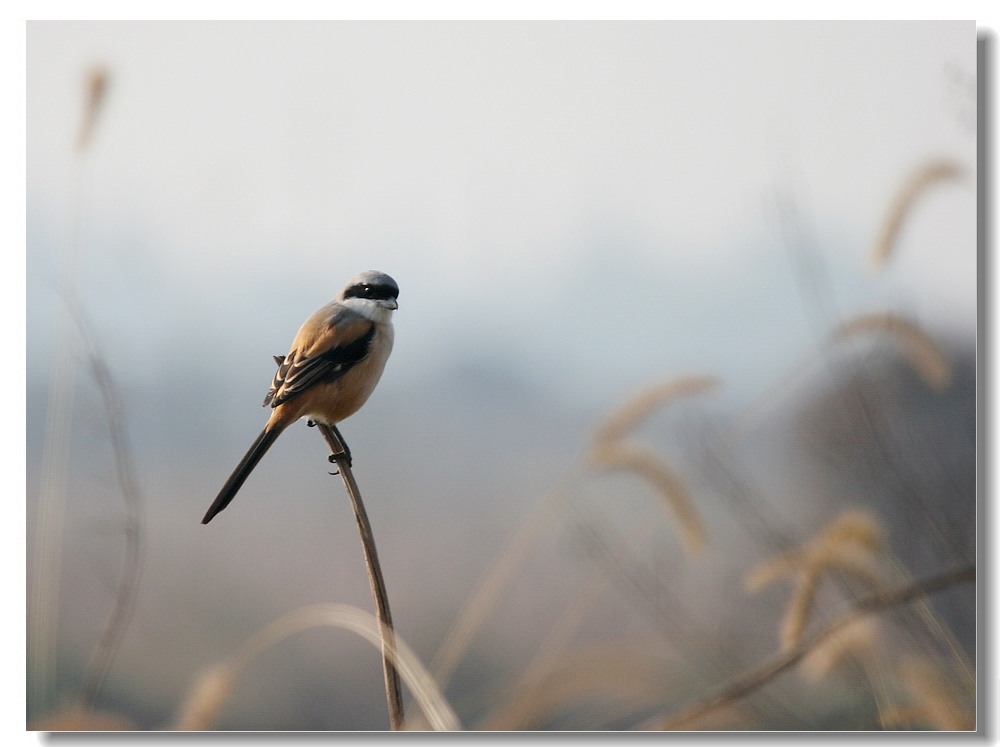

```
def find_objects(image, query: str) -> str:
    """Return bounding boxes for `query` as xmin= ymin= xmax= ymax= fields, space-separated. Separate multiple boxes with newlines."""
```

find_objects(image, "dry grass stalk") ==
xmin=836 ymin=312 xmax=952 ymax=390
xmin=591 ymin=441 xmax=706 ymax=556
xmin=800 ymin=617 xmax=880 ymax=683
xmin=880 ymin=705 xmax=929 ymax=730
xmin=30 ymin=63 xmax=114 ymax=718
xmin=518 ymin=573 xmax=611 ymax=688
xmin=30 ymin=704 xmax=133 ymax=731
xmin=641 ymin=703 xmax=754 ymax=731
xmin=317 ymin=423 xmax=404 ymax=729
xmin=69 ymin=304 xmax=146 ymax=711
xmin=745 ymin=509 xmax=886 ymax=651
xmin=481 ymin=643 xmax=670 ymax=730
xmin=520 ymin=516 xmax=660 ymax=687
xmin=883 ymin=556 xmax=975 ymax=690
xmin=431 ymin=469 xmax=584 ymax=689
xmin=660 ymin=564 xmax=974 ymax=730
xmin=881 ymin=658 xmax=975 ymax=731
xmin=171 ymin=603 xmax=459 ymax=731
xmin=592 ymin=376 xmax=718 ymax=447
xmin=870 ymin=160 xmax=964 ymax=272
xmin=172 ymin=663 xmax=237 ymax=731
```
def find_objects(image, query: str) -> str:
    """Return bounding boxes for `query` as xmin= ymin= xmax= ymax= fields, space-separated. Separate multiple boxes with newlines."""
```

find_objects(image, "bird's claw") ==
xmin=327 ymin=451 xmax=353 ymax=469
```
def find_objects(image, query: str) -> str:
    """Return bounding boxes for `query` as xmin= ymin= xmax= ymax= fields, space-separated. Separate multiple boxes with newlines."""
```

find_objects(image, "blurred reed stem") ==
xmin=29 ymin=64 xmax=110 ymax=716
xmin=69 ymin=303 xmax=145 ymax=711
xmin=656 ymin=564 xmax=975 ymax=730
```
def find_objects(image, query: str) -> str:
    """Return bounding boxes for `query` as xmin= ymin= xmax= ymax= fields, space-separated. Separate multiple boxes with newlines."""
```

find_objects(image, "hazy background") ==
xmin=26 ymin=21 xmax=976 ymax=730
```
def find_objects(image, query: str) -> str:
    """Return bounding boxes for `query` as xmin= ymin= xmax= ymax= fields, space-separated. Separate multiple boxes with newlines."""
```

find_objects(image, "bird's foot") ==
xmin=306 ymin=420 xmax=316 ymax=428
xmin=327 ymin=451 xmax=353 ymax=467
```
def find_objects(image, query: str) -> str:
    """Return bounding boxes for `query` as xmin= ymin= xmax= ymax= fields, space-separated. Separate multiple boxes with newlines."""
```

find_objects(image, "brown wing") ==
xmin=263 ymin=311 xmax=376 ymax=408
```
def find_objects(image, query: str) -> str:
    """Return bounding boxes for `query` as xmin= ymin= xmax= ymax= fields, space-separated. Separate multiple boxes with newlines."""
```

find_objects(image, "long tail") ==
xmin=202 ymin=425 xmax=284 ymax=524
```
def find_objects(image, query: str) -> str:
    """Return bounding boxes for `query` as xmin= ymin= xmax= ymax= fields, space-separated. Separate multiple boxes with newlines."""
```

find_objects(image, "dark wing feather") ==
xmin=263 ymin=323 xmax=375 ymax=407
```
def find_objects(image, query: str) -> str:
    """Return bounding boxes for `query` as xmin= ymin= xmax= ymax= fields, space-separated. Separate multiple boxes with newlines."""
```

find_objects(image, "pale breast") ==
xmin=300 ymin=322 xmax=394 ymax=424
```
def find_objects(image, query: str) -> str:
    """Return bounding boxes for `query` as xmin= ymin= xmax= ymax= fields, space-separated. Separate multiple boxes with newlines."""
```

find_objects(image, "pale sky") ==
xmin=27 ymin=21 xmax=978 ymax=405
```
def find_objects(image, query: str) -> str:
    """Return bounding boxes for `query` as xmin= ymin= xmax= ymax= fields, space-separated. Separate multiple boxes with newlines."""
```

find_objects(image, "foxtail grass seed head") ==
xmin=780 ymin=569 xmax=821 ymax=652
xmin=810 ymin=543 xmax=886 ymax=590
xmin=76 ymin=64 xmax=110 ymax=152
xmin=747 ymin=509 xmax=886 ymax=650
xmin=800 ymin=617 xmax=880 ymax=683
xmin=836 ymin=312 xmax=952 ymax=390
xmin=743 ymin=550 xmax=804 ymax=592
xmin=591 ymin=441 xmax=707 ymax=556
xmin=816 ymin=509 xmax=884 ymax=553
xmin=746 ymin=509 xmax=884 ymax=592
xmin=870 ymin=160 xmax=965 ymax=272
xmin=592 ymin=376 xmax=718 ymax=447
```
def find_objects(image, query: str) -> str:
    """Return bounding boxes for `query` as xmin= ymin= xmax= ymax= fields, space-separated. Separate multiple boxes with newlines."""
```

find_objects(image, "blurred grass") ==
xmin=27 ymin=60 xmax=976 ymax=732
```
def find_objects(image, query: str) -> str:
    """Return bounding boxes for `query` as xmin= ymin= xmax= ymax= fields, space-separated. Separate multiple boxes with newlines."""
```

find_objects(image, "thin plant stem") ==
xmin=173 ymin=604 xmax=459 ymax=731
xmin=653 ymin=564 xmax=975 ymax=730
xmin=69 ymin=302 xmax=145 ymax=711
xmin=430 ymin=468 xmax=583 ymax=689
xmin=317 ymin=423 xmax=404 ymax=730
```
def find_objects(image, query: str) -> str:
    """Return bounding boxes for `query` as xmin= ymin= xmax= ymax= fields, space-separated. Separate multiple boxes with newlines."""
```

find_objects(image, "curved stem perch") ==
xmin=317 ymin=424 xmax=404 ymax=730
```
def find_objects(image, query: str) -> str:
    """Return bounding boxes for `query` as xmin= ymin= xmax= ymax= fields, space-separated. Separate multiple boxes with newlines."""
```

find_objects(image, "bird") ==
xmin=202 ymin=270 xmax=399 ymax=524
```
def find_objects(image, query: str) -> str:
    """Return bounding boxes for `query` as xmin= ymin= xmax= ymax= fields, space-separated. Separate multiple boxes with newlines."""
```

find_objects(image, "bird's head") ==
xmin=339 ymin=270 xmax=399 ymax=318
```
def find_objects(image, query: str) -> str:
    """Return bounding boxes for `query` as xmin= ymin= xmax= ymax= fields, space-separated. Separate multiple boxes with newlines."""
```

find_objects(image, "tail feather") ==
xmin=202 ymin=426 xmax=283 ymax=524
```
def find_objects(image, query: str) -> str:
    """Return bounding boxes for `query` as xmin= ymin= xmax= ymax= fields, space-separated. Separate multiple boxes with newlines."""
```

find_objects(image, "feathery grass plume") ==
xmin=800 ymin=617 xmax=880 ymax=683
xmin=745 ymin=509 xmax=886 ymax=651
xmin=480 ymin=643 xmax=671 ymax=730
xmin=76 ymin=65 xmax=110 ymax=152
xmin=743 ymin=549 xmax=805 ymax=592
xmin=817 ymin=509 xmax=885 ymax=552
xmin=782 ymin=538 xmax=886 ymax=652
xmin=780 ymin=569 xmax=823 ymax=654
xmin=811 ymin=543 xmax=887 ymax=590
xmin=881 ymin=657 xmax=974 ymax=731
xmin=171 ymin=604 xmax=459 ymax=731
xmin=835 ymin=311 xmax=952 ymax=390
xmin=591 ymin=376 xmax=718 ymax=447
xmin=870 ymin=159 xmax=964 ymax=272
xmin=590 ymin=441 xmax=706 ymax=556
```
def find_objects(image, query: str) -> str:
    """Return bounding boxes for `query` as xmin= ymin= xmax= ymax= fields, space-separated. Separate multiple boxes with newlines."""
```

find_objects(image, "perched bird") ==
xmin=202 ymin=270 xmax=399 ymax=524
